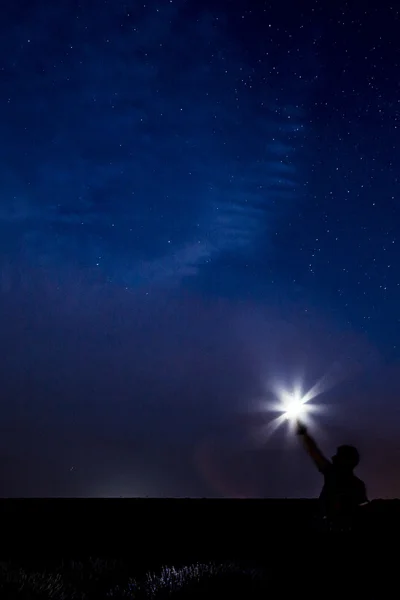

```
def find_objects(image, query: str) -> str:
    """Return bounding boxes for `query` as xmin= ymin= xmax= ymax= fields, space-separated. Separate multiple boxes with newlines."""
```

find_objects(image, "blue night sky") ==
xmin=0 ymin=0 xmax=399 ymax=498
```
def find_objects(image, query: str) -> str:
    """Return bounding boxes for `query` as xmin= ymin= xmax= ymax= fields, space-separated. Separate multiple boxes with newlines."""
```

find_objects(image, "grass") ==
xmin=0 ymin=559 xmax=269 ymax=600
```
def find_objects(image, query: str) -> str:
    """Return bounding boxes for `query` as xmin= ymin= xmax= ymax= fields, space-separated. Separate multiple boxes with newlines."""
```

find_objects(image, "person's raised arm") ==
xmin=296 ymin=420 xmax=330 ymax=473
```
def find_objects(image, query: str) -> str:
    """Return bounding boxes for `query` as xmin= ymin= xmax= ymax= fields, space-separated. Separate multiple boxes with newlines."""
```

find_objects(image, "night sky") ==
xmin=1 ymin=0 xmax=399 ymax=499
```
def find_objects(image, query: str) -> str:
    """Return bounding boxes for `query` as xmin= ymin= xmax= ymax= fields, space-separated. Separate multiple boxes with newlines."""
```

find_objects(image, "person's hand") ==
xmin=296 ymin=420 xmax=307 ymax=436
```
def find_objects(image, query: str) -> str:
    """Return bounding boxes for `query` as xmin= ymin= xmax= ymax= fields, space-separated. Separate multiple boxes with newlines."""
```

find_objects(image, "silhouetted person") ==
xmin=296 ymin=420 xmax=368 ymax=523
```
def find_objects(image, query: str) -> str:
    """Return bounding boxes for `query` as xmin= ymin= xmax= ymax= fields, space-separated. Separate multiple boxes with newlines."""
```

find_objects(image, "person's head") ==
xmin=331 ymin=445 xmax=360 ymax=471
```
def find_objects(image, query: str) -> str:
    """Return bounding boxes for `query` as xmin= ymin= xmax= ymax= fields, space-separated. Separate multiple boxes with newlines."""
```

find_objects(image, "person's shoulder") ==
xmin=353 ymin=474 xmax=366 ymax=487
xmin=320 ymin=460 xmax=333 ymax=475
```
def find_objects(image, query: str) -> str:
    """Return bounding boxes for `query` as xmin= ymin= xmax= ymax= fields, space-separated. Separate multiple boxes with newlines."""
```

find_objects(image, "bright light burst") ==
xmin=255 ymin=382 xmax=327 ymax=440
xmin=281 ymin=392 xmax=306 ymax=421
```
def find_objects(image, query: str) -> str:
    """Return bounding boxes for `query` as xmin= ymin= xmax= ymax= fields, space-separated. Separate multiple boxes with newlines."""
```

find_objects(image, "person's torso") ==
xmin=320 ymin=466 xmax=366 ymax=515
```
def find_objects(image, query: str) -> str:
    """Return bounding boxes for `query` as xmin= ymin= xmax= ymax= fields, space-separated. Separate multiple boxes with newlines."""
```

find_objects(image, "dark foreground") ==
xmin=0 ymin=498 xmax=399 ymax=597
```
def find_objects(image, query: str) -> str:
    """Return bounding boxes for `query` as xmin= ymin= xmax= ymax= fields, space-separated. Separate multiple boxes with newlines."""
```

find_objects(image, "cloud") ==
xmin=0 ymin=0 xmax=312 ymax=289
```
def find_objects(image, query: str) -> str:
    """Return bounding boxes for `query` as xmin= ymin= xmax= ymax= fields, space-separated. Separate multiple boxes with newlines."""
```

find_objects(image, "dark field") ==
xmin=0 ymin=499 xmax=399 ymax=598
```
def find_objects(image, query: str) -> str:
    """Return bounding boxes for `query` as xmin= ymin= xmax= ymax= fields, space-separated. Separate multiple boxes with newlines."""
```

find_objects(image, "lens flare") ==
xmin=283 ymin=395 xmax=306 ymax=420
xmin=252 ymin=382 xmax=327 ymax=442
xmin=272 ymin=388 xmax=311 ymax=422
